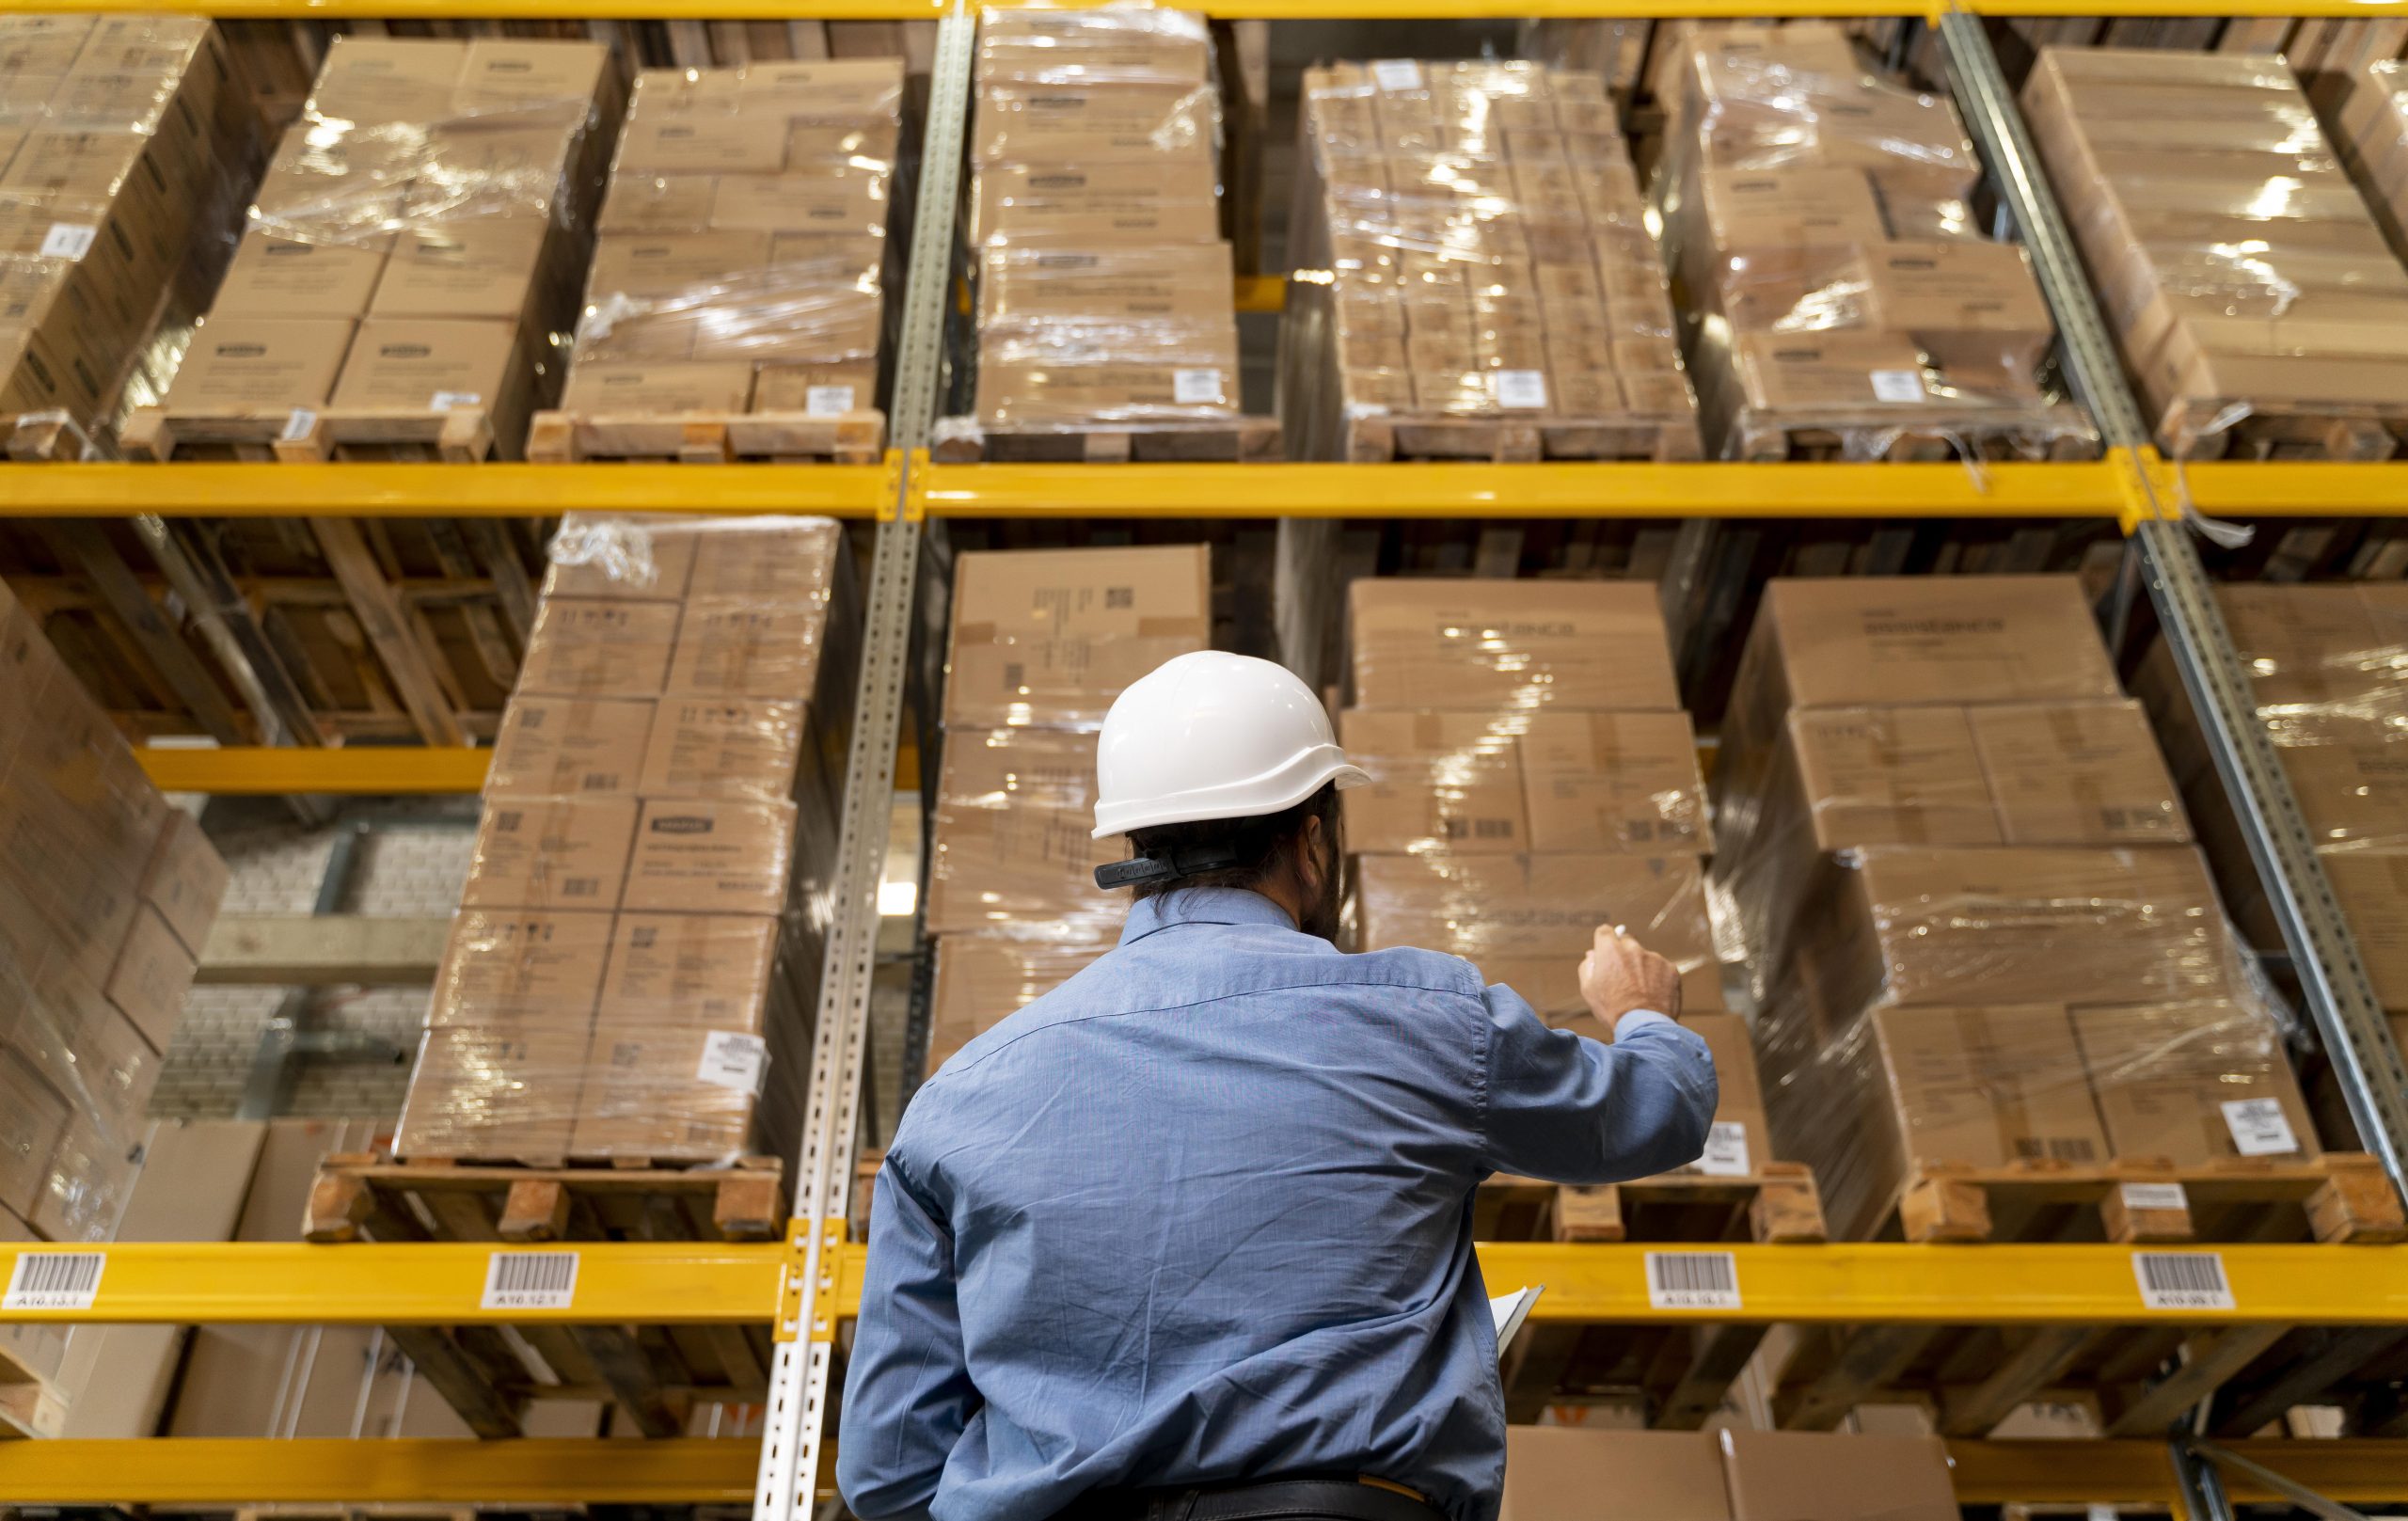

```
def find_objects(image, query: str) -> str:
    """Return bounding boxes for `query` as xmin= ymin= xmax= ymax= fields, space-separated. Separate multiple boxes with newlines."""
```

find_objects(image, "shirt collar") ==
xmin=1118 ymin=886 xmax=1299 ymax=945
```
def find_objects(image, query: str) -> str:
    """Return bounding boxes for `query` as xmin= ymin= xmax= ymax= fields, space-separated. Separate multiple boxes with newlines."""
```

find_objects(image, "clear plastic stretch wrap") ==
xmin=0 ymin=15 xmax=255 ymax=447
xmin=2142 ymin=583 xmax=2408 ymax=1015
xmin=927 ymin=935 xmax=1109 ymax=1072
xmin=1284 ymin=59 xmax=1702 ymax=456
xmin=559 ymin=60 xmax=900 ymax=421
xmin=160 ymin=36 xmax=624 ymax=456
xmin=958 ymin=5 xmax=1242 ymax=437
xmin=394 ymin=514 xmax=860 ymax=1165
xmin=925 ymin=725 xmax=1123 ymax=944
xmin=0 ymin=578 xmax=226 ymax=1245
xmin=2020 ymin=47 xmax=2408 ymax=457
xmin=2334 ymin=59 xmax=2408 ymax=265
xmin=1707 ymin=575 xmax=2317 ymax=1240
xmin=1654 ymin=24 xmax=2094 ymax=461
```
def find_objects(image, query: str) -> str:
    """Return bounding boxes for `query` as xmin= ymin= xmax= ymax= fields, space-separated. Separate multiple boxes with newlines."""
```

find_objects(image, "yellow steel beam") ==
xmin=0 ymin=1439 xmax=761 ymax=1505
xmin=1945 ymin=1438 xmax=2408 ymax=1506
xmin=0 ymin=1241 xmax=784 ymax=1325
xmin=917 ymin=460 xmax=2125 ymax=519
xmin=136 ymin=746 xmax=489 ymax=795
xmin=1234 ymin=275 xmax=1288 ymax=314
xmin=2168 ymin=461 xmax=2408 ymax=519
xmin=0 ymin=462 xmax=888 ymax=518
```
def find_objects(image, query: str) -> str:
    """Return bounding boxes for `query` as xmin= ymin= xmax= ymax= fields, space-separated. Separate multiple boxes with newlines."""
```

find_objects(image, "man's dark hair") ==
xmin=1125 ymin=782 xmax=1342 ymax=905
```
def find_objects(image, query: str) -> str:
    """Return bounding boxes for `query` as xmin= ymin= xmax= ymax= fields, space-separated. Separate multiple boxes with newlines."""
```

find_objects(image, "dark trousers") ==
xmin=1056 ymin=1478 xmax=1447 ymax=1521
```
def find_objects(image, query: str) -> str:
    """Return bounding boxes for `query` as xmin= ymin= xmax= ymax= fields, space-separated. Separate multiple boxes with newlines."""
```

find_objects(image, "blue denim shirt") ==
xmin=839 ymin=887 xmax=1718 ymax=1521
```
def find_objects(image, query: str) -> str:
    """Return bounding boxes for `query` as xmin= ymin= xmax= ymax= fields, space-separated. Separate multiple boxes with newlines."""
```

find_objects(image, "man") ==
xmin=841 ymin=650 xmax=1719 ymax=1521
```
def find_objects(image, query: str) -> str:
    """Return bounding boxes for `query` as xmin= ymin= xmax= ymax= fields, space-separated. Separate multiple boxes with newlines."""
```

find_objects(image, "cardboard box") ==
xmin=426 ymin=909 xmax=614 ymax=1026
xmin=1339 ymin=709 xmax=1527 ymax=855
xmin=329 ymin=319 xmax=519 ymax=412
xmin=2215 ymin=582 xmax=2404 ymax=707
xmin=1716 ymin=1431 xmax=1959 ymax=1521
xmin=927 ymin=933 xmax=1105 ymax=1070
xmin=33 ymin=1109 xmax=139 ymax=1243
xmin=486 ymin=697 xmax=654 ymax=799
xmin=686 ymin=515 xmax=843 ymax=603
xmin=926 ymin=726 xmax=1119 ymax=938
xmin=1348 ymin=578 xmax=1681 ymax=713
xmin=1677 ymin=1011 xmax=1772 ymax=1170
xmin=1700 ymin=166 xmax=1888 ymax=247
xmin=138 ymin=811 xmax=228 ymax=959
xmin=103 ymin=904 xmax=196 ymax=1054
xmin=517 ymin=598 xmax=682 ymax=697
xmin=210 ymin=230 xmax=390 ymax=320
xmin=1501 ymin=1430 xmax=1729 ymax=1521
xmin=560 ymin=360 xmax=755 ymax=415
xmin=162 ymin=317 xmax=354 ymax=410
xmin=395 ymin=1024 xmax=587 ymax=1162
xmin=0 ymin=1051 xmax=66 ymax=1219
xmin=637 ymin=696 xmax=805 ymax=801
xmin=539 ymin=515 xmax=697 ymax=602
xmin=9 ymin=979 xmax=158 ymax=1139
xmin=622 ymin=800 xmax=795 ymax=917
xmin=666 ymin=602 xmax=829 ymax=699
xmin=1732 ymin=330 xmax=1933 ymax=413
xmin=573 ymin=1022 xmax=756 ymax=1159
xmin=594 ymin=911 xmax=781 ymax=1027
xmin=586 ymin=231 xmax=774 ymax=298
xmin=1869 ymin=1003 xmax=2108 ymax=1168
xmin=980 ymin=243 xmax=1236 ymax=326
xmin=973 ymin=158 xmax=1223 ymax=246
xmin=944 ymin=546 xmax=1212 ymax=729
xmin=2323 ymin=850 xmax=2408 ymax=1014
xmin=737 ymin=59 xmax=904 ymax=121
xmin=1856 ymin=239 xmax=2053 ymax=372
xmin=304 ymin=37 xmax=465 ymax=126
xmin=1354 ymin=852 xmax=1723 ymax=1018
xmin=1521 ymin=710 xmax=1710 ymax=855
xmin=2073 ymin=1001 xmax=2321 ymax=1163
xmin=1964 ymin=700 xmax=2188 ymax=846
xmin=371 ymin=221 xmax=550 ymax=322
xmin=452 ymin=38 xmax=609 ymax=118
xmin=459 ymin=797 xmax=639 ymax=912
xmin=1778 ymin=705 xmax=2000 ymax=849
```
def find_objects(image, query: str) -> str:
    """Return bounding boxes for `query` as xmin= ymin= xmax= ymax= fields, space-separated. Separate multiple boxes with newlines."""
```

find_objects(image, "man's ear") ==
xmin=1298 ymin=816 xmax=1325 ymax=888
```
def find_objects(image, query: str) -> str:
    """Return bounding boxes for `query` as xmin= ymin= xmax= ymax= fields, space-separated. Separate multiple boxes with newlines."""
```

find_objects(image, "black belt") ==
xmin=1057 ymin=1478 xmax=1444 ymax=1521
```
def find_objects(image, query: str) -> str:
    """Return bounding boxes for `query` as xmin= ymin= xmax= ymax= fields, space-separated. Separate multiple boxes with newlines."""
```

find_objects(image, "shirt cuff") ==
xmin=1611 ymin=1007 xmax=1679 ymax=1039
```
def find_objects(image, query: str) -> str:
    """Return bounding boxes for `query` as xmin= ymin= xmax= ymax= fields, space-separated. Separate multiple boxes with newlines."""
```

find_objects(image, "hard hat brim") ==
xmin=1091 ymin=754 xmax=1370 ymax=839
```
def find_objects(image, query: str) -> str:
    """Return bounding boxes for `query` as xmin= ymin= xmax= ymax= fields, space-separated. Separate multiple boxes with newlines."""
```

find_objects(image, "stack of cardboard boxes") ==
xmin=2142 ymin=583 xmax=2408 ymax=1035
xmin=1282 ymin=60 xmax=1701 ymax=458
xmin=156 ymin=36 xmax=622 ymax=457
xmin=0 ymin=15 xmax=255 ymax=440
xmin=549 ymin=59 xmax=899 ymax=428
xmin=1712 ymin=577 xmax=2319 ymax=1239
xmin=1 ymin=578 xmax=227 ymax=1428
xmin=1340 ymin=578 xmax=1772 ymax=1180
xmin=963 ymin=7 xmax=1244 ymax=441
xmin=1499 ymin=1427 xmax=1960 ymax=1521
xmin=923 ymin=546 xmax=1213 ymax=1069
xmin=2022 ymin=47 xmax=2408 ymax=455
xmin=2333 ymin=59 xmax=2408 ymax=261
xmin=393 ymin=513 xmax=857 ymax=1163
xmin=1654 ymin=24 xmax=2083 ymax=460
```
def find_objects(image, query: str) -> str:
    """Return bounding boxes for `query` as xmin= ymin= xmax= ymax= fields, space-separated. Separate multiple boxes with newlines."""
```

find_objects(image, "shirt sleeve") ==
xmin=836 ymin=1160 xmax=980 ymax=1521
xmin=1477 ymin=984 xmax=1719 ymax=1184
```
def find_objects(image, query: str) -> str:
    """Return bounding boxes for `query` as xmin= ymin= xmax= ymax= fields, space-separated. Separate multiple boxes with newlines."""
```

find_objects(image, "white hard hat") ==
xmin=1091 ymin=651 xmax=1370 ymax=839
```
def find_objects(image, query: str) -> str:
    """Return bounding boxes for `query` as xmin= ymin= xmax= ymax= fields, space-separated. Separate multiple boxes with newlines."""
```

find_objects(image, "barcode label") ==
xmin=1869 ymin=368 xmax=1926 ymax=403
xmin=5 ymin=1251 xmax=104 ymax=1310
xmin=805 ymin=384 xmax=855 ymax=416
xmin=39 ymin=223 xmax=97 ymax=260
xmin=2222 ymin=1098 xmax=2300 ymax=1156
xmin=1645 ymin=1250 xmax=1741 ymax=1310
xmin=2120 ymin=1181 xmax=2188 ymax=1212
xmin=1496 ymin=370 xmax=1548 ymax=409
xmin=2132 ymin=1251 xmax=2234 ymax=1311
xmin=481 ymin=1251 xmax=578 ymax=1310
xmin=1371 ymin=59 xmax=1424 ymax=91
xmin=1693 ymin=1120 xmax=1751 ymax=1178
xmin=696 ymin=1030 xmax=768 ymax=1095
xmin=280 ymin=407 xmax=316 ymax=442
xmin=1172 ymin=368 xmax=1223 ymax=405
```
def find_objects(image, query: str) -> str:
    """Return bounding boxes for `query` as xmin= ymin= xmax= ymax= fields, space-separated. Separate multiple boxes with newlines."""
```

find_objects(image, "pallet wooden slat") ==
xmin=120 ymin=405 xmax=500 ymax=464
xmin=931 ymin=417 xmax=1282 ymax=464
xmin=1881 ymin=1153 xmax=2407 ymax=1245
xmin=525 ymin=407 xmax=886 ymax=465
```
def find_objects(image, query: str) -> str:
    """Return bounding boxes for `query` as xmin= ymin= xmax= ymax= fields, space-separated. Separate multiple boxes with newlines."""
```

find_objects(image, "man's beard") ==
xmin=1296 ymin=833 xmax=1344 ymax=942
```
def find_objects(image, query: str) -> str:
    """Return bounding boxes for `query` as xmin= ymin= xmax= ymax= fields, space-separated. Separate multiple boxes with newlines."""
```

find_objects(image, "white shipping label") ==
xmin=3 ymin=1251 xmax=104 ymax=1311
xmin=2090 ymin=1506 xmax=2119 ymax=1521
xmin=697 ymin=1030 xmax=768 ymax=1095
xmin=39 ymin=223 xmax=97 ymax=260
xmin=280 ymin=408 xmax=317 ymax=443
xmin=1645 ymin=1250 xmax=1741 ymax=1310
xmin=1869 ymin=369 xmax=1926 ymax=403
xmin=482 ymin=1250 xmax=579 ymax=1310
xmin=1496 ymin=370 xmax=1548 ymax=409
xmin=2119 ymin=1181 xmax=2189 ymax=1212
xmin=429 ymin=390 xmax=482 ymax=411
xmin=2222 ymin=1097 xmax=2300 ymax=1156
xmin=1693 ymin=1120 xmax=1751 ymax=1178
xmin=1172 ymin=368 xmax=1224 ymax=405
xmin=1371 ymin=59 xmax=1425 ymax=91
xmin=805 ymin=385 xmax=856 ymax=417
xmin=2132 ymin=1251 xmax=2235 ymax=1311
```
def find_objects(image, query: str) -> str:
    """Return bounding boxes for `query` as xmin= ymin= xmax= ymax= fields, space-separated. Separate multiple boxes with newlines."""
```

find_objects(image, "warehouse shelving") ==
xmin=4 ymin=1 xmax=2408 ymax=1516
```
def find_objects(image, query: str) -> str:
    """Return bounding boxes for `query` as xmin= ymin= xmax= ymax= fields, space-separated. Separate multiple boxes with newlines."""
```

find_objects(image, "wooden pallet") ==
xmin=1483 ymin=1166 xmax=1827 ymax=1429
xmin=0 ymin=1342 xmax=63 ymax=1441
xmin=235 ymin=1510 xmax=478 ymax=1521
xmin=1872 ymin=1154 xmax=2408 ymax=1245
xmin=119 ymin=405 xmax=500 ymax=463
xmin=6 ymin=410 xmax=98 ymax=463
xmin=1341 ymin=410 xmax=1703 ymax=463
xmin=526 ymin=407 xmax=886 ymax=465
xmin=930 ymin=415 xmax=1282 ymax=464
xmin=1732 ymin=404 xmax=2102 ymax=462
xmin=301 ymin=1153 xmax=785 ymax=1440
xmin=2160 ymin=397 xmax=2407 ymax=462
